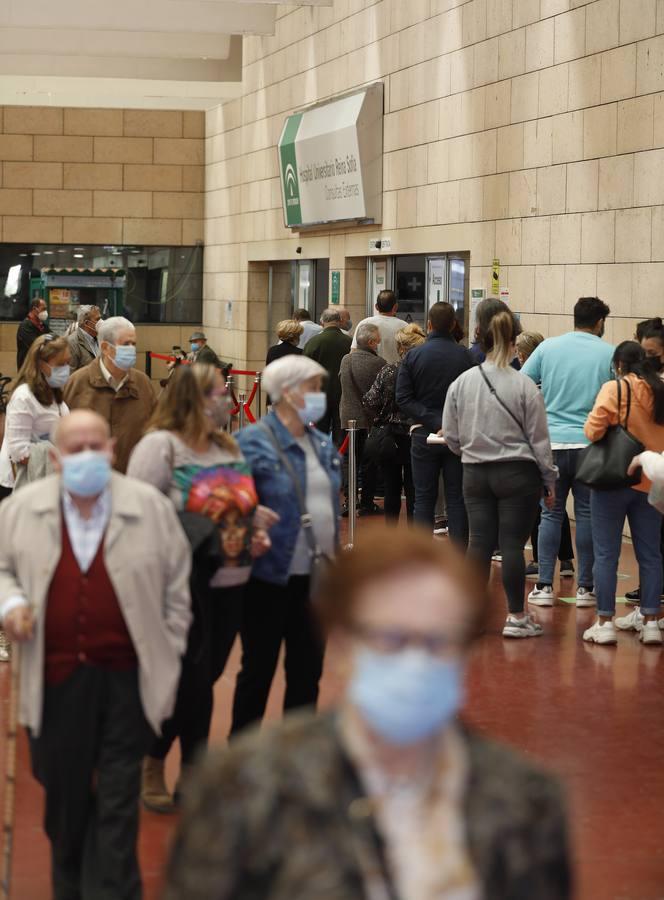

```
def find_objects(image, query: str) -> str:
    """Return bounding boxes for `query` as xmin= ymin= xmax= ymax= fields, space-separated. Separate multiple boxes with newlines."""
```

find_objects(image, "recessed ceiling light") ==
xmin=19 ymin=253 xmax=28 ymax=257
xmin=73 ymin=253 xmax=84 ymax=259
xmin=44 ymin=251 xmax=54 ymax=255
xmin=57 ymin=249 xmax=67 ymax=253
xmin=32 ymin=252 xmax=40 ymax=256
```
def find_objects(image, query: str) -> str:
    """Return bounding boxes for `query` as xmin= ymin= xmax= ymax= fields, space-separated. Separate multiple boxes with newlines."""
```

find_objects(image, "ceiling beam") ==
xmin=0 ymin=29 xmax=233 ymax=60
xmin=2 ymin=1 xmax=276 ymax=35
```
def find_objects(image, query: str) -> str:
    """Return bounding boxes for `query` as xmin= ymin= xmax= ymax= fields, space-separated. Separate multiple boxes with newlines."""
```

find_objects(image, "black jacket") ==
xmin=177 ymin=511 xmax=224 ymax=662
xmin=16 ymin=317 xmax=50 ymax=370
xmin=265 ymin=342 xmax=302 ymax=366
xmin=396 ymin=331 xmax=475 ymax=433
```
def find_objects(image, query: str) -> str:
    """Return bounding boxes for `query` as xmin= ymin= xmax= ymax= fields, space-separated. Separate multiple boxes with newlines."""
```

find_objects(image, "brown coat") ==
xmin=165 ymin=712 xmax=572 ymax=900
xmin=63 ymin=358 xmax=157 ymax=473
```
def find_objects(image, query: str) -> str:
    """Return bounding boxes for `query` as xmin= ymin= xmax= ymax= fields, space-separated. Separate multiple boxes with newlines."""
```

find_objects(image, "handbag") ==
xmin=576 ymin=378 xmax=644 ymax=490
xmin=364 ymin=423 xmax=399 ymax=463
xmin=258 ymin=421 xmax=332 ymax=596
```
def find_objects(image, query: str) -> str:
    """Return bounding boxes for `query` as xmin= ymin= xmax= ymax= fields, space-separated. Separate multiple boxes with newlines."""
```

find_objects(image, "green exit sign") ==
xmin=331 ymin=270 xmax=341 ymax=305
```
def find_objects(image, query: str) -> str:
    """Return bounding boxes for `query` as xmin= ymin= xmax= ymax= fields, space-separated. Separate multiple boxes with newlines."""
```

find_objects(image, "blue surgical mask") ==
xmin=61 ymin=450 xmax=112 ymax=498
xmin=349 ymin=647 xmax=463 ymax=745
xmin=191 ymin=342 xmax=201 ymax=353
xmin=298 ymin=391 xmax=327 ymax=424
xmin=46 ymin=365 xmax=70 ymax=389
xmin=112 ymin=345 xmax=136 ymax=370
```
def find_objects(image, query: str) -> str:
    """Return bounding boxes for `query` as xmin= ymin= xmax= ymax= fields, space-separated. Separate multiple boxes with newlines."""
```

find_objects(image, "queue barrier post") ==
xmin=255 ymin=373 xmax=262 ymax=419
xmin=347 ymin=419 xmax=357 ymax=549
xmin=225 ymin=375 xmax=235 ymax=432
xmin=238 ymin=390 xmax=247 ymax=430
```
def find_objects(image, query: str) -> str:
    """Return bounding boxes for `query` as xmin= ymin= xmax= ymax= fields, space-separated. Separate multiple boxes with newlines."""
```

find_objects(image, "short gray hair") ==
xmin=320 ymin=308 xmax=341 ymax=325
xmin=97 ymin=316 xmax=135 ymax=346
xmin=76 ymin=304 xmax=97 ymax=325
xmin=355 ymin=322 xmax=379 ymax=350
xmin=262 ymin=355 xmax=327 ymax=402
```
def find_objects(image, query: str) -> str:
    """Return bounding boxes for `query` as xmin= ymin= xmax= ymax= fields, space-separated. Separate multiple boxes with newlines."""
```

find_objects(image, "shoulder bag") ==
xmin=258 ymin=421 xmax=332 ymax=597
xmin=575 ymin=378 xmax=644 ymax=490
xmin=351 ymin=361 xmax=398 ymax=463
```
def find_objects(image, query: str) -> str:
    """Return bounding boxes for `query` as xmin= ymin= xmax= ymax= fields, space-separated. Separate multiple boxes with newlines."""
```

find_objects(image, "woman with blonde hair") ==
xmin=363 ymin=323 xmax=426 ymax=521
xmin=128 ymin=363 xmax=268 ymax=811
xmin=515 ymin=331 xmax=544 ymax=367
xmin=444 ymin=302 xmax=558 ymax=638
xmin=266 ymin=319 xmax=304 ymax=366
xmin=0 ymin=334 xmax=70 ymax=500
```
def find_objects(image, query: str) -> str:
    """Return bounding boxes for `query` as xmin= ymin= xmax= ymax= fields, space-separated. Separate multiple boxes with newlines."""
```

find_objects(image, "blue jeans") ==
xmin=411 ymin=432 xmax=468 ymax=546
xmin=591 ymin=488 xmax=663 ymax=617
xmin=538 ymin=448 xmax=594 ymax=587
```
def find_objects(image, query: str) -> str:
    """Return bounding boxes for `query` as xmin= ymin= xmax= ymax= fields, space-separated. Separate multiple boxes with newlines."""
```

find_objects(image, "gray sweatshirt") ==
xmin=443 ymin=362 xmax=558 ymax=489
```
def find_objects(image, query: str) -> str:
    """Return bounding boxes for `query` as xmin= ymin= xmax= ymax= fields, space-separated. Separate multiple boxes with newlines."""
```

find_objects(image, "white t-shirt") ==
xmin=351 ymin=314 xmax=405 ymax=365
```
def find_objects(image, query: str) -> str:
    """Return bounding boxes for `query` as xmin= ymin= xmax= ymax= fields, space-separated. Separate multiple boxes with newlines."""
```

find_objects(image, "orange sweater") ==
xmin=584 ymin=374 xmax=664 ymax=492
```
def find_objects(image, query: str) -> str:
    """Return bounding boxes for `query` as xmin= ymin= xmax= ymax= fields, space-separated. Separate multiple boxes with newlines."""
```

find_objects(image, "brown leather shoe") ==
xmin=141 ymin=757 xmax=175 ymax=814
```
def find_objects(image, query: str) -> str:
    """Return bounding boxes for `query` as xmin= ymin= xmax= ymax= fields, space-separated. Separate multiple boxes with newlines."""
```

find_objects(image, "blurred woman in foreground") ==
xmin=165 ymin=526 xmax=572 ymax=900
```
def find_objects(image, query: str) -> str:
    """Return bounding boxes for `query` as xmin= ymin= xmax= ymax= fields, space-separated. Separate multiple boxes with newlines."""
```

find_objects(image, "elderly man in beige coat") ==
xmin=0 ymin=409 xmax=191 ymax=900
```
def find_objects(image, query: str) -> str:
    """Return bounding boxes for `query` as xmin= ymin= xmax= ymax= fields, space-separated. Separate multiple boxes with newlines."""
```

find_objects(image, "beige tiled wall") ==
xmin=0 ymin=107 xmax=205 ymax=248
xmin=205 ymin=0 xmax=664 ymax=370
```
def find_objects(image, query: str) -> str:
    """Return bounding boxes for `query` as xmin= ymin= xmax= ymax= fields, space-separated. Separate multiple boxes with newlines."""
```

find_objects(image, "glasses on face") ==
xmin=349 ymin=623 xmax=465 ymax=659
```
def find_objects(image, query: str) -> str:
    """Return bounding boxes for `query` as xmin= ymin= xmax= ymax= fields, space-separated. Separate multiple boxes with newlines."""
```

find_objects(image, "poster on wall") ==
xmin=278 ymin=83 xmax=383 ymax=229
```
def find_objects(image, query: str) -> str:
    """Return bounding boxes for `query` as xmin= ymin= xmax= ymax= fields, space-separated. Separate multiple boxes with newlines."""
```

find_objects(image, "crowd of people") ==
xmin=1 ymin=292 xmax=663 ymax=898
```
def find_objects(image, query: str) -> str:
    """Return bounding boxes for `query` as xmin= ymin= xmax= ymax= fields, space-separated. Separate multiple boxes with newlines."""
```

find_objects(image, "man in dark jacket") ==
xmin=189 ymin=332 xmax=232 ymax=374
xmin=339 ymin=323 xmax=386 ymax=515
xmin=396 ymin=302 xmax=474 ymax=543
xmin=16 ymin=297 xmax=50 ymax=370
xmin=303 ymin=308 xmax=352 ymax=445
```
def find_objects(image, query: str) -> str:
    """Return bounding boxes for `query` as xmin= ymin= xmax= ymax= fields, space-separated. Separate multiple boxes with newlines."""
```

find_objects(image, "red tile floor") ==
xmin=3 ymin=525 xmax=664 ymax=899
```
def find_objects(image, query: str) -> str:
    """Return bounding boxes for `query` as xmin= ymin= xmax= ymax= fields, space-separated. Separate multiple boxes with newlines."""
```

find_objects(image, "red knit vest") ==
xmin=44 ymin=515 xmax=137 ymax=685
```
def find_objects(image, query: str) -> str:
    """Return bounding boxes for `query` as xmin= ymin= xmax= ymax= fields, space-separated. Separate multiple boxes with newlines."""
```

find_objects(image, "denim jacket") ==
xmin=236 ymin=411 xmax=342 ymax=585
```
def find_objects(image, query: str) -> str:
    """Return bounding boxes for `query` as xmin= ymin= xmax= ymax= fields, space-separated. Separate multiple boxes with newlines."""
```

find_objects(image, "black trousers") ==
xmin=382 ymin=433 xmax=414 ymax=521
xmin=531 ymin=508 xmax=574 ymax=562
xmin=29 ymin=666 xmax=151 ymax=900
xmin=230 ymin=575 xmax=324 ymax=735
xmin=411 ymin=432 xmax=468 ymax=545
xmin=151 ymin=585 xmax=243 ymax=765
xmin=463 ymin=461 xmax=542 ymax=614
xmin=342 ymin=428 xmax=378 ymax=509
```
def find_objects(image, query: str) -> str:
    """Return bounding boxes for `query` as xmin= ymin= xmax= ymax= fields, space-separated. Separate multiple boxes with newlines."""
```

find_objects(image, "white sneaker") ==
xmin=503 ymin=614 xmax=544 ymax=638
xmin=528 ymin=585 xmax=554 ymax=606
xmin=615 ymin=608 xmax=644 ymax=632
xmin=576 ymin=587 xmax=597 ymax=608
xmin=583 ymin=619 xmax=618 ymax=645
xmin=640 ymin=621 xmax=663 ymax=645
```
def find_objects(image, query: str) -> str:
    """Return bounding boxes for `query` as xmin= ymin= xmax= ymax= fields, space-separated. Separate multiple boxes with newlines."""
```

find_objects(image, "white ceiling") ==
xmin=0 ymin=0 xmax=332 ymax=110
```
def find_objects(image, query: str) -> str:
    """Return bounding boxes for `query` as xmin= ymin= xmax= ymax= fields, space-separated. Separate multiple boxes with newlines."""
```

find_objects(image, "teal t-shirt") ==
xmin=522 ymin=331 xmax=614 ymax=444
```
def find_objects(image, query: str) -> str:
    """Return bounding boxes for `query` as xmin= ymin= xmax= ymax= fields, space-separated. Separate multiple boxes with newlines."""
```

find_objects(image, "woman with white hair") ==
xmin=230 ymin=354 xmax=342 ymax=735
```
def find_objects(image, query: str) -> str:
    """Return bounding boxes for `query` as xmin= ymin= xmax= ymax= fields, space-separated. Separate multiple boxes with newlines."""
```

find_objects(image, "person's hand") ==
xmin=543 ymin=486 xmax=556 ymax=510
xmin=627 ymin=454 xmax=643 ymax=476
xmin=250 ymin=529 xmax=271 ymax=558
xmin=436 ymin=429 xmax=445 ymax=437
xmin=253 ymin=505 xmax=280 ymax=530
xmin=3 ymin=606 xmax=35 ymax=643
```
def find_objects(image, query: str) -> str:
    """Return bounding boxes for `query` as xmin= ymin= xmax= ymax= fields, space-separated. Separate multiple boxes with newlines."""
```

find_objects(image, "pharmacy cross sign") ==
xmin=407 ymin=276 xmax=422 ymax=293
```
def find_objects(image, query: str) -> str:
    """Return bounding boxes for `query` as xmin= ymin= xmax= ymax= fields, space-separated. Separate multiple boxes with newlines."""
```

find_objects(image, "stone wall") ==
xmin=205 ymin=0 xmax=664 ymax=370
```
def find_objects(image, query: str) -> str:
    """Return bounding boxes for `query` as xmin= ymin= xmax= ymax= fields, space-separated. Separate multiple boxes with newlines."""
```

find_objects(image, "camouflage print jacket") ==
xmin=164 ymin=713 xmax=572 ymax=900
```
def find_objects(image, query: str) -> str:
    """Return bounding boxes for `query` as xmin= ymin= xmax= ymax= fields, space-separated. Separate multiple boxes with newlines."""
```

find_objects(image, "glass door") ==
xmin=291 ymin=259 xmax=315 ymax=315
xmin=366 ymin=257 xmax=393 ymax=316
xmin=426 ymin=256 xmax=446 ymax=306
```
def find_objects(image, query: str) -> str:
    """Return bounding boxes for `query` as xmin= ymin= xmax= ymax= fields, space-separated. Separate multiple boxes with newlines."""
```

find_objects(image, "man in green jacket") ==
xmin=303 ymin=309 xmax=351 ymax=445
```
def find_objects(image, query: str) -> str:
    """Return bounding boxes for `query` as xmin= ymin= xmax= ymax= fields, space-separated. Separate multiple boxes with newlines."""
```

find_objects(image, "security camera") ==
xmin=296 ymin=246 xmax=302 ymax=254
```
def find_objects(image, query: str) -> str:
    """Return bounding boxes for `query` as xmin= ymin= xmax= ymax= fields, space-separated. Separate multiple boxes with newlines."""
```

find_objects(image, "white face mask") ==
xmin=38 ymin=310 xmax=49 ymax=322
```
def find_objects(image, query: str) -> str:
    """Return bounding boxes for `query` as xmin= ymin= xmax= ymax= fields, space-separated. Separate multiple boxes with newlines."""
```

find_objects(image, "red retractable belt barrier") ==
xmin=339 ymin=434 xmax=349 ymax=455
xmin=148 ymin=353 xmax=260 ymax=425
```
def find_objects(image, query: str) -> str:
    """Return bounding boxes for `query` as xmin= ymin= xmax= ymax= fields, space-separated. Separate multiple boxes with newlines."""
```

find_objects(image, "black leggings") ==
xmin=382 ymin=433 xmax=414 ymax=521
xmin=463 ymin=461 xmax=542 ymax=615
xmin=150 ymin=585 xmax=243 ymax=766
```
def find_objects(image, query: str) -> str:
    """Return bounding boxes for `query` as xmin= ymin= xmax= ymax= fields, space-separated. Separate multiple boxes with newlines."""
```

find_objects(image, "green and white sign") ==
xmin=331 ymin=270 xmax=341 ymax=305
xmin=278 ymin=84 xmax=383 ymax=229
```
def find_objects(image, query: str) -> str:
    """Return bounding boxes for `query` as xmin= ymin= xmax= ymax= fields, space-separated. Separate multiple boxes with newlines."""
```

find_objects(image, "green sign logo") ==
xmin=279 ymin=113 xmax=303 ymax=227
